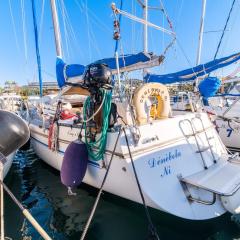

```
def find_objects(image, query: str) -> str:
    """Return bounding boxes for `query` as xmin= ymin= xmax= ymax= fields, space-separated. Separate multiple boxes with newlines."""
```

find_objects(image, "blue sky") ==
xmin=0 ymin=0 xmax=240 ymax=87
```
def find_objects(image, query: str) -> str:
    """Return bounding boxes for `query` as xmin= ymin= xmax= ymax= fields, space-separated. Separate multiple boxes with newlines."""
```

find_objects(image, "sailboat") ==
xmin=27 ymin=0 xmax=240 ymax=221
xmin=0 ymin=110 xmax=30 ymax=178
xmin=160 ymin=0 xmax=240 ymax=154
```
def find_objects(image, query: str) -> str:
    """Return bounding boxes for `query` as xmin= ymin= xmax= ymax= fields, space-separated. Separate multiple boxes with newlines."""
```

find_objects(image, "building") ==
xmin=3 ymin=80 xmax=19 ymax=93
xmin=28 ymin=81 xmax=59 ymax=91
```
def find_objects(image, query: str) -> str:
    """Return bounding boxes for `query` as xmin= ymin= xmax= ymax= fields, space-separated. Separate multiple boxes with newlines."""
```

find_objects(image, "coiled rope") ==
xmin=83 ymin=89 xmax=112 ymax=161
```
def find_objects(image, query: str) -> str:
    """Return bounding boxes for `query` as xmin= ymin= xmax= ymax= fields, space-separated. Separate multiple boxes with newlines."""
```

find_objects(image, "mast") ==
xmin=31 ymin=0 xmax=43 ymax=97
xmin=143 ymin=0 xmax=148 ymax=53
xmin=50 ymin=0 xmax=63 ymax=57
xmin=195 ymin=0 xmax=206 ymax=88
xmin=196 ymin=0 xmax=206 ymax=65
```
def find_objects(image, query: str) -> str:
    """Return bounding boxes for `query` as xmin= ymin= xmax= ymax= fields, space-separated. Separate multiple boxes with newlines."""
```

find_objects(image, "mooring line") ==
xmin=80 ymin=128 xmax=122 ymax=240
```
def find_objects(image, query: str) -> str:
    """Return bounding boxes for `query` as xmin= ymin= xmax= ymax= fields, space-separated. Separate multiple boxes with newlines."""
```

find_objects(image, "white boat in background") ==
xmin=205 ymin=93 xmax=240 ymax=153
xmin=0 ymin=93 xmax=22 ymax=112
xmin=170 ymin=90 xmax=240 ymax=153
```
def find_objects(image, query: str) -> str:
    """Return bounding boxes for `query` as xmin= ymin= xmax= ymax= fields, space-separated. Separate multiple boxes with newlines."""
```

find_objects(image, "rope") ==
xmin=213 ymin=0 xmax=236 ymax=60
xmin=122 ymin=128 xmax=160 ymax=240
xmin=83 ymin=89 xmax=112 ymax=161
xmin=80 ymin=128 xmax=122 ymax=240
xmin=82 ymin=90 xmax=106 ymax=123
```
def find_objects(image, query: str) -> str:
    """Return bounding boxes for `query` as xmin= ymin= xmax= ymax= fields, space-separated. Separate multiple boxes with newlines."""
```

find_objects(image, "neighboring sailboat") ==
xmin=0 ymin=110 xmax=30 ymax=178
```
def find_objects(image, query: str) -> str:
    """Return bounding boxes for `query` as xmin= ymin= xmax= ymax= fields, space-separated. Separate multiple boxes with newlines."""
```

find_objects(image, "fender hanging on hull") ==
xmin=61 ymin=140 xmax=88 ymax=187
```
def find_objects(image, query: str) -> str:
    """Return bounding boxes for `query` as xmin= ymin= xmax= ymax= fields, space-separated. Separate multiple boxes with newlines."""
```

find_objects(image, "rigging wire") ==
xmin=176 ymin=39 xmax=198 ymax=77
xmin=175 ymin=0 xmax=184 ymax=30
xmin=85 ymin=0 xmax=92 ymax=62
xmin=218 ymin=2 xmax=240 ymax=57
xmin=88 ymin=21 xmax=102 ymax=58
xmin=39 ymin=0 xmax=46 ymax=44
xmin=213 ymin=0 xmax=236 ymax=60
xmin=131 ymin=0 xmax=136 ymax=53
xmin=75 ymin=0 xmax=112 ymax=33
xmin=20 ymin=0 xmax=28 ymax=64
xmin=159 ymin=0 xmax=173 ymax=31
xmin=81 ymin=1 xmax=102 ymax=58
xmin=59 ymin=0 xmax=70 ymax=60
xmin=73 ymin=0 xmax=105 ymax=59
xmin=59 ymin=0 xmax=84 ymax=60
xmin=8 ymin=0 xmax=21 ymax=55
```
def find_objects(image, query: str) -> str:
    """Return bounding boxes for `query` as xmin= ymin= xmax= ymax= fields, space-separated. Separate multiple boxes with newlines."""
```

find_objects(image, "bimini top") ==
xmin=144 ymin=52 xmax=240 ymax=84
xmin=56 ymin=52 xmax=163 ymax=88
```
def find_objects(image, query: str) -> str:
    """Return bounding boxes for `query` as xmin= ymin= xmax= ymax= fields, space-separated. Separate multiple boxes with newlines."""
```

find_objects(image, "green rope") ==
xmin=83 ymin=89 xmax=112 ymax=161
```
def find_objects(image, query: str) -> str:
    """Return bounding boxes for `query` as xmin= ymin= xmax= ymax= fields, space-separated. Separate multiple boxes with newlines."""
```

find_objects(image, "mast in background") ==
xmin=195 ymin=0 xmax=206 ymax=88
xmin=50 ymin=0 xmax=63 ymax=58
xmin=31 ymin=0 xmax=43 ymax=97
xmin=196 ymin=0 xmax=206 ymax=66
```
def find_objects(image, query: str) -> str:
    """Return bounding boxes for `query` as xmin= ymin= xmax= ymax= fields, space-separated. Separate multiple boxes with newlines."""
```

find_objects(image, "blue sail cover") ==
xmin=94 ymin=52 xmax=152 ymax=70
xmin=145 ymin=52 xmax=240 ymax=84
xmin=56 ymin=57 xmax=85 ymax=88
xmin=56 ymin=52 xmax=160 ymax=87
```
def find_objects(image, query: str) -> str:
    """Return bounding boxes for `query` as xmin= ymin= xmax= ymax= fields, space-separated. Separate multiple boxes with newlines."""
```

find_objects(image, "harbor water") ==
xmin=4 ymin=148 xmax=240 ymax=240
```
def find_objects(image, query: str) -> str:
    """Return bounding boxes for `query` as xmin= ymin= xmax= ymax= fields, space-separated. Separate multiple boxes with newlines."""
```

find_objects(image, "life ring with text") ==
xmin=133 ymin=83 xmax=170 ymax=125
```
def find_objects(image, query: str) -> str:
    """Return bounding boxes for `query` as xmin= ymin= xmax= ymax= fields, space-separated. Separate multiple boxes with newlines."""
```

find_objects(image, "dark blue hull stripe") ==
xmin=31 ymin=136 xmax=100 ymax=168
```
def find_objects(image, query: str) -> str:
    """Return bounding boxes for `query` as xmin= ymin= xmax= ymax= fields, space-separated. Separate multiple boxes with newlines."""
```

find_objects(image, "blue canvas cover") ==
xmin=144 ymin=52 xmax=240 ymax=84
xmin=56 ymin=52 xmax=161 ymax=87
xmin=94 ymin=52 xmax=152 ymax=70
xmin=198 ymin=77 xmax=221 ymax=98
xmin=56 ymin=57 xmax=85 ymax=88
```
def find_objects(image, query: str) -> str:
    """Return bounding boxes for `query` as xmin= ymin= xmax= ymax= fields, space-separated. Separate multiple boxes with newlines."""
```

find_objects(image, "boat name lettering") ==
xmin=141 ymin=135 xmax=159 ymax=144
xmin=140 ymin=88 xmax=164 ymax=103
xmin=148 ymin=149 xmax=181 ymax=168
xmin=67 ymin=130 xmax=78 ymax=137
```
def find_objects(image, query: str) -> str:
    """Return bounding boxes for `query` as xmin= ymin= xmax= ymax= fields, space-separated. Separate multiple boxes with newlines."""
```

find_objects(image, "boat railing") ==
xmin=179 ymin=116 xmax=216 ymax=169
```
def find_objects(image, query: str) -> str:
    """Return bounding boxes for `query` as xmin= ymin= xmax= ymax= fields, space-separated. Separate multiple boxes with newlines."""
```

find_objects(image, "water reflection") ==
xmin=3 ymin=149 xmax=240 ymax=239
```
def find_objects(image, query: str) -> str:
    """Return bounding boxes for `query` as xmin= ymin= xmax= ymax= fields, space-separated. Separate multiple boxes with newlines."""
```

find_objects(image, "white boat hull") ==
xmin=205 ymin=103 xmax=240 ymax=152
xmin=30 ymin=112 xmax=230 ymax=220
